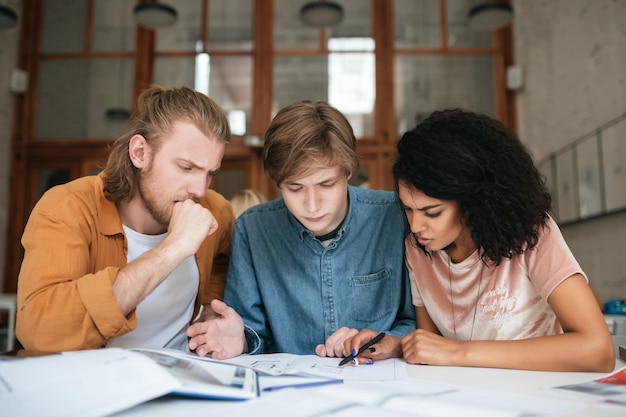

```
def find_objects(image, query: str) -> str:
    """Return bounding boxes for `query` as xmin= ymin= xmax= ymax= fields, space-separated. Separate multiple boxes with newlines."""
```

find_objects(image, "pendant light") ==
xmin=133 ymin=2 xmax=178 ymax=29
xmin=0 ymin=4 xmax=18 ymax=30
xmin=468 ymin=2 xmax=513 ymax=31
xmin=299 ymin=1 xmax=344 ymax=27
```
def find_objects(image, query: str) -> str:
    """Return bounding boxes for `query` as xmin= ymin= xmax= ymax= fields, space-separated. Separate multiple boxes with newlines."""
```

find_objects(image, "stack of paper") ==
xmin=0 ymin=348 xmax=259 ymax=417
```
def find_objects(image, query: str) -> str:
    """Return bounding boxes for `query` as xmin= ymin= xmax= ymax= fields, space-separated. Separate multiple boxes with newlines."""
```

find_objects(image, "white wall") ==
xmin=513 ymin=0 xmax=626 ymax=302
xmin=0 ymin=0 xmax=21 ymax=286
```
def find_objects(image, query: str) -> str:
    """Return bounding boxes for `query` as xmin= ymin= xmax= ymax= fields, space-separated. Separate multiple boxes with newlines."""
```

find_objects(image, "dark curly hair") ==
xmin=392 ymin=108 xmax=552 ymax=265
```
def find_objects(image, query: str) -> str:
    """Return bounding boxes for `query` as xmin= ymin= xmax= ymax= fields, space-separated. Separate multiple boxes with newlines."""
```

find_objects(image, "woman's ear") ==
xmin=128 ymin=134 xmax=149 ymax=169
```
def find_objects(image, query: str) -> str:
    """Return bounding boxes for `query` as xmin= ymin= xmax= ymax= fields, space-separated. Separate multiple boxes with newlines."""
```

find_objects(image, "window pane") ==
xmin=274 ymin=54 xmax=374 ymax=137
xmin=154 ymin=56 xmax=196 ymax=87
xmin=328 ymin=39 xmax=375 ymax=138
xmin=394 ymin=0 xmax=441 ymax=48
xmin=446 ymin=0 xmax=492 ymax=48
xmin=155 ymin=0 xmax=254 ymax=52
xmin=36 ymin=59 xmax=133 ymax=140
xmin=207 ymin=0 xmax=254 ymax=51
xmin=92 ymin=0 xmax=136 ymax=53
xmin=275 ymin=0 xmax=370 ymax=50
xmin=154 ymin=56 xmax=253 ymax=135
xmin=274 ymin=0 xmax=319 ymax=50
xmin=41 ymin=0 xmax=87 ymax=53
xmin=394 ymin=55 xmax=495 ymax=134
xmin=273 ymin=55 xmax=328 ymax=109
xmin=155 ymin=0 xmax=203 ymax=52
xmin=328 ymin=0 xmax=371 ymax=40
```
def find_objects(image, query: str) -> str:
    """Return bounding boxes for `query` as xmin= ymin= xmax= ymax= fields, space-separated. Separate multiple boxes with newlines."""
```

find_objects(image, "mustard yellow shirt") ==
xmin=16 ymin=173 xmax=233 ymax=352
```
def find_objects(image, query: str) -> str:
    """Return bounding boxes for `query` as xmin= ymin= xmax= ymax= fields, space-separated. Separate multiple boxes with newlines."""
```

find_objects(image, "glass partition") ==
xmin=36 ymin=59 xmax=134 ymax=140
xmin=154 ymin=56 xmax=253 ymax=136
xmin=92 ymin=0 xmax=136 ymax=53
xmin=274 ymin=0 xmax=321 ymax=50
xmin=207 ymin=0 xmax=254 ymax=51
xmin=38 ymin=0 xmax=135 ymax=140
xmin=394 ymin=0 xmax=441 ymax=48
xmin=273 ymin=0 xmax=375 ymax=138
xmin=41 ymin=0 xmax=88 ymax=53
xmin=394 ymin=54 xmax=495 ymax=134
xmin=155 ymin=0 xmax=253 ymax=52
xmin=155 ymin=0 xmax=203 ymax=52
xmin=446 ymin=0 xmax=493 ymax=48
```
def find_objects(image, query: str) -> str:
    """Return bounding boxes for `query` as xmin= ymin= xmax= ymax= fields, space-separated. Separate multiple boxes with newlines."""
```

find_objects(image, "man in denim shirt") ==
xmin=188 ymin=101 xmax=415 ymax=362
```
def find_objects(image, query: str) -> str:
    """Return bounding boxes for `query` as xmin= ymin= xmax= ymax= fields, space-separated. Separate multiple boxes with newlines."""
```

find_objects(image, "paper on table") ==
xmin=220 ymin=353 xmax=405 ymax=381
xmin=0 ymin=349 xmax=179 ymax=417
xmin=341 ymin=400 xmax=520 ymax=417
xmin=200 ymin=379 xmax=582 ymax=417
xmin=551 ymin=366 xmax=626 ymax=406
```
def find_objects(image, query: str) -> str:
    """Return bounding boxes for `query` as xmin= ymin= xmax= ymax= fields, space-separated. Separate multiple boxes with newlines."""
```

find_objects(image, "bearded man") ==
xmin=16 ymin=85 xmax=234 ymax=353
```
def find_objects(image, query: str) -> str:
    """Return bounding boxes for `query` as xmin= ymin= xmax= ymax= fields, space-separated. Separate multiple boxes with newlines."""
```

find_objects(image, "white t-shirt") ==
xmin=406 ymin=216 xmax=586 ymax=341
xmin=107 ymin=225 xmax=199 ymax=351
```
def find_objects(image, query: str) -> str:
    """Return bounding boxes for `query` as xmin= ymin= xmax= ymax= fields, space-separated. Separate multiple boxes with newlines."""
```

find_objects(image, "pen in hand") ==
xmin=338 ymin=332 xmax=386 ymax=366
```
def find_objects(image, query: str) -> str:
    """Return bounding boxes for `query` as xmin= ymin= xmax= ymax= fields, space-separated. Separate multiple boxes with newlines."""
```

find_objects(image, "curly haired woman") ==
xmin=346 ymin=108 xmax=614 ymax=372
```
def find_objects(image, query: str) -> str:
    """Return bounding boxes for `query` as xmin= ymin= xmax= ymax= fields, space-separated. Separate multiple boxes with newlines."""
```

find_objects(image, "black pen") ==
xmin=338 ymin=332 xmax=385 ymax=366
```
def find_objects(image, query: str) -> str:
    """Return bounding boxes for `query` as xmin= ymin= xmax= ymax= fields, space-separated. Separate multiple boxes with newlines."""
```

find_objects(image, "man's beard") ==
xmin=137 ymin=169 xmax=170 ymax=228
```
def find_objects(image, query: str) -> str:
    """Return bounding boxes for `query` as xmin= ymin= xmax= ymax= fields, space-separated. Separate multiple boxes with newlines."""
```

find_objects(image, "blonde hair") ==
xmin=263 ymin=101 xmax=358 ymax=186
xmin=230 ymin=189 xmax=267 ymax=218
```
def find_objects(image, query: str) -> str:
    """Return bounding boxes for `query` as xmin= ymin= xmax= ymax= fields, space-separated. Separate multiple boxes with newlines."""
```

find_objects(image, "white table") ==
xmin=404 ymin=360 xmax=626 ymax=417
xmin=0 ymin=293 xmax=17 ymax=352
xmin=112 ymin=358 xmax=626 ymax=417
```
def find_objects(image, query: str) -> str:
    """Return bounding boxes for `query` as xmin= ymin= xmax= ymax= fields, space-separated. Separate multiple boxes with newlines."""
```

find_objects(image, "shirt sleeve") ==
xmin=524 ymin=216 xmax=587 ymax=300
xmin=223 ymin=218 xmax=271 ymax=354
xmin=405 ymin=240 xmax=426 ymax=308
xmin=16 ymin=188 xmax=133 ymax=352
xmin=386 ymin=263 xmax=417 ymax=337
xmin=194 ymin=190 xmax=235 ymax=312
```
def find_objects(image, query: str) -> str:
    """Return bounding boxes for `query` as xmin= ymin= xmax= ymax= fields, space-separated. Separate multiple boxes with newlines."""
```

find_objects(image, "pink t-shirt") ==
xmin=406 ymin=216 xmax=586 ymax=341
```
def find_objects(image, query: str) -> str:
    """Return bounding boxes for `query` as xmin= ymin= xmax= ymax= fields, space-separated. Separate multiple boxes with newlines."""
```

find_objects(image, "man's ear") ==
xmin=128 ymin=134 xmax=149 ymax=168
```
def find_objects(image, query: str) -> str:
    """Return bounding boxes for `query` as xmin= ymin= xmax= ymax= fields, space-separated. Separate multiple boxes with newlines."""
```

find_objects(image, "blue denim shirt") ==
xmin=224 ymin=186 xmax=416 ymax=354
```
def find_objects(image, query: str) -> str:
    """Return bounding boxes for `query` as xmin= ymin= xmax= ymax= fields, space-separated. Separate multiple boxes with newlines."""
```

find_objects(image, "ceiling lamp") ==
xmin=299 ymin=1 xmax=344 ymax=27
xmin=0 ymin=5 xmax=18 ymax=30
xmin=133 ymin=3 xmax=178 ymax=29
xmin=468 ymin=2 xmax=513 ymax=31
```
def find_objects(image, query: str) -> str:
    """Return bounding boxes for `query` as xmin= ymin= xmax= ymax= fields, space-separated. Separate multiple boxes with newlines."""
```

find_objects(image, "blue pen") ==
xmin=262 ymin=379 xmax=343 ymax=392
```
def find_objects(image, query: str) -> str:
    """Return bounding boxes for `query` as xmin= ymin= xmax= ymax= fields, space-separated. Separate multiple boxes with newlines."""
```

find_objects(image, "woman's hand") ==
xmin=401 ymin=329 xmax=463 ymax=366
xmin=343 ymin=329 xmax=402 ymax=365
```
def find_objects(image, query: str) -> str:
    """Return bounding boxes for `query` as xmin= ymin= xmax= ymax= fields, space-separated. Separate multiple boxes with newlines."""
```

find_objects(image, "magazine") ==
xmin=131 ymin=347 xmax=259 ymax=400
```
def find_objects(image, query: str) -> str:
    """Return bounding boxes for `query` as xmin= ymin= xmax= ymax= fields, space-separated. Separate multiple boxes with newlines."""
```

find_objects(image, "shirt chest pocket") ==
xmin=350 ymin=269 xmax=393 ymax=322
